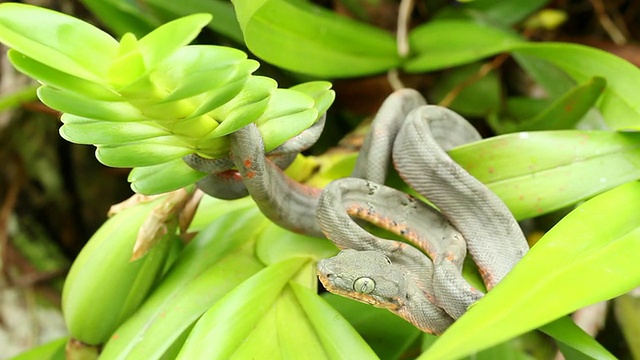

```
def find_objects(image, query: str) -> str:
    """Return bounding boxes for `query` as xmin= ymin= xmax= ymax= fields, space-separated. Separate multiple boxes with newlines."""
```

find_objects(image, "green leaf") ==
xmin=79 ymin=0 xmax=160 ymax=38
xmin=100 ymin=208 xmax=266 ymax=359
xmin=157 ymin=46 xmax=256 ymax=103
xmin=175 ymin=257 xmax=309 ymax=359
xmin=136 ymin=13 xmax=212 ymax=70
xmin=323 ymin=293 xmax=422 ymax=359
xmin=38 ymin=86 xmax=147 ymax=122
xmin=421 ymin=181 xmax=640 ymax=359
xmin=255 ymin=88 xmax=316 ymax=151
xmin=458 ymin=0 xmax=551 ymax=26
xmin=490 ymin=77 xmax=606 ymax=134
xmin=0 ymin=83 xmax=37 ymax=112
xmin=0 ymin=3 xmax=118 ymax=81
xmin=128 ymin=159 xmax=207 ymax=195
xmin=540 ymin=316 xmax=615 ymax=359
xmin=291 ymin=284 xmax=379 ymax=359
xmin=405 ymin=19 xmax=523 ymax=73
xmin=206 ymin=76 xmax=275 ymax=137
xmin=429 ymin=63 xmax=501 ymax=117
xmin=95 ymin=136 xmax=193 ymax=167
xmin=232 ymin=0 xmax=400 ymax=77
xmin=406 ymin=21 xmax=640 ymax=130
xmin=451 ymin=131 xmax=640 ymax=220
xmin=10 ymin=337 xmax=67 ymax=360
xmin=62 ymin=198 xmax=172 ymax=345
xmin=422 ymin=332 xmax=546 ymax=360
xmin=60 ymin=115 xmax=171 ymax=145
xmin=614 ymin=294 xmax=640 ymax=360
xmin=273 ymin=287 xmax=329 ymax=359
xmin=8 ymin=50 xmax=119 ymax=100
xmin=513 ymin=53 xmax=576 ymax=98
xmin=290 ymin=81 xmax=336 ymax=116
xmin=188 ymin=196 xmax=256 ymax=232
xmin=512 ymin=43 xmax=640 ymax=130
xmin=143 ymin=0 xmax=244 ymax=43
xmin=256 ymin=222 xmax=337 ymax=265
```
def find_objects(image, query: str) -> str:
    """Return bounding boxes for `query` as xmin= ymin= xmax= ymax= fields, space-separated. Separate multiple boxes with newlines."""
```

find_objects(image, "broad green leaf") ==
xmin=291 ymin=283 xmax=379 ymax=359
xmin=185 ymin=76 xmax=251 ymax=120
xmin=95 ymin=136 xmax=194 ymax=167
xmin=513 ymin=43 xmax=640 ymax=130
xmin=79 ymin=0 xmax=159 ymax=38
xmin=60 ymin=115 xmax=171 ymax=145
xmin=62 ymin=198 xmax=171 ymax=345
xmin=232 ymin=0 xmax=400 ymax=77
xmin=136 ymin=14 xmax=212 ymax=69
xmin=10 ymin=337 xmax=67 ymax=360
xmin=421 ymin=181 xmax=640 ymax=359
xmin=0 ymin=3 xmax=118 ymax=81
xmin=422 ymin=332 xmax=545 ymax=360
xmin=105 ymin=249 xmax=263 ymax=359
xmin=323 ymin=293 xmax=422 ymax=359
xmin=189 ymin=196 xmax=256 ymax=232
xmin=175 ymin=257 xmax=309 ymax=359
xmin=38 ymin=86 xmax=147 ymax=122
xmin=490 ymin=77 xmax=606 ymax=134
xmin=429 ymin=62 xmax=501 ymax=117
xmin=614 ymin=294 xmax=640 ymax=359
xmin=8 ymin=50 xmax=119 ymax=100
xmin=207 ymin=76 xmax=275 ymax=137
xmin=513 ymin=53 xmax=576 ymax=99
xmin=128 ymin=159 xmax=207 ymax=195
xmin=275 ymin=287 xmax=329 ymax=359
xmin=540 ymin=316 xmax=615 ymax=359
xmin=220 ymin=265 xmax=322 ymax=360
xmin=256 ymin=223 xmax=337 ymax=265
xmin=100 ymin=209 xmax=266 ymax=360
xmin=406 ymin=20 xmax=640 ymax=130
xmin=289 ymin=81 xmax=336 ymax=117
xmin=405 ymin=19 xmax=523 ymax=73
xmin=157 ymin=46 xmax=256 ymax=103
xmin=255 ymin=88 xmax=317 ymax=151
xmin=458 ymin=0 xmax=551 ymax=26
xmin=451 ymin=130 xmax=640 ymax=220
xmin=143 ymin=0 xmax=244 ymax=43
xmin=0 ymin=84 xmax=37 ymax=112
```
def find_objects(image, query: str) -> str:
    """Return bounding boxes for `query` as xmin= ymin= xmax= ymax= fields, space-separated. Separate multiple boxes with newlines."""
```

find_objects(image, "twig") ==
xmin=396 ymin=0 xmax=415 ymax=57
xmin=387 ymin=0 xmax=416 ymax=90
xmin=589 ymin=0 xmax=628 ymax=45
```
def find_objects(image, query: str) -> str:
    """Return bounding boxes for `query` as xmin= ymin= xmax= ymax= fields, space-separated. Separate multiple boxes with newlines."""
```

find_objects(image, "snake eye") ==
xmin=384 ymin=256 xmax=392 ymax=265
xmin=353 ymin=277 xmax=375 ymax=294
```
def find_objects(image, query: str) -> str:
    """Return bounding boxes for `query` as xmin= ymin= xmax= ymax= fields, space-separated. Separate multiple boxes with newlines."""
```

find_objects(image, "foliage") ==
xmin=2 ymin=1 xmax=640 ymax=359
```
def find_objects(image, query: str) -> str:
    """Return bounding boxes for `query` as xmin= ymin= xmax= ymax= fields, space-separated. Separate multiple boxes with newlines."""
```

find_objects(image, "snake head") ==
xmin=317 ymin=249 xmax=408 ymax=310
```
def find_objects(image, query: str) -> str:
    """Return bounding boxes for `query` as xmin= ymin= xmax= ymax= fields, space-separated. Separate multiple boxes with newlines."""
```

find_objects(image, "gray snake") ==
xmin=185 ymin=89 xmax=529 ymax=334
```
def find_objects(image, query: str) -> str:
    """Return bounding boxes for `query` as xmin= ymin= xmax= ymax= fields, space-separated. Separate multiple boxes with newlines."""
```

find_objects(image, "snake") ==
xmin=184 ymin=88 xmax=529 ymax=334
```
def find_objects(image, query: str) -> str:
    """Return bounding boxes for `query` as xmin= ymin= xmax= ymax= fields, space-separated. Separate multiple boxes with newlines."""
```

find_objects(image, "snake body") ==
xmin=185 ymin=89 xmax=529 ymax=334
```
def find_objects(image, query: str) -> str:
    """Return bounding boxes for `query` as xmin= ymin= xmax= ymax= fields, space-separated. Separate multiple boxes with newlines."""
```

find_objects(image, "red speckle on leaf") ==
xmin=564 ymin=103 xmax=574 ymax=112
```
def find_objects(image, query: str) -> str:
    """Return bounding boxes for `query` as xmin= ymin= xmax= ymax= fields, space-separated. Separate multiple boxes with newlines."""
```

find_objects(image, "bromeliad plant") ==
xmin=3 ymin=1 xmax=640 ymax=360
xmin=0 ymin=4 xmax=333 ymax=195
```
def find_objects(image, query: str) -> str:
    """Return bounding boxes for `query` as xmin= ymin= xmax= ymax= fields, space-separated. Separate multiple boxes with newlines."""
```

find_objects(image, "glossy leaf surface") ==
xmin=422 ymin=181 xmax=640 ymax=359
